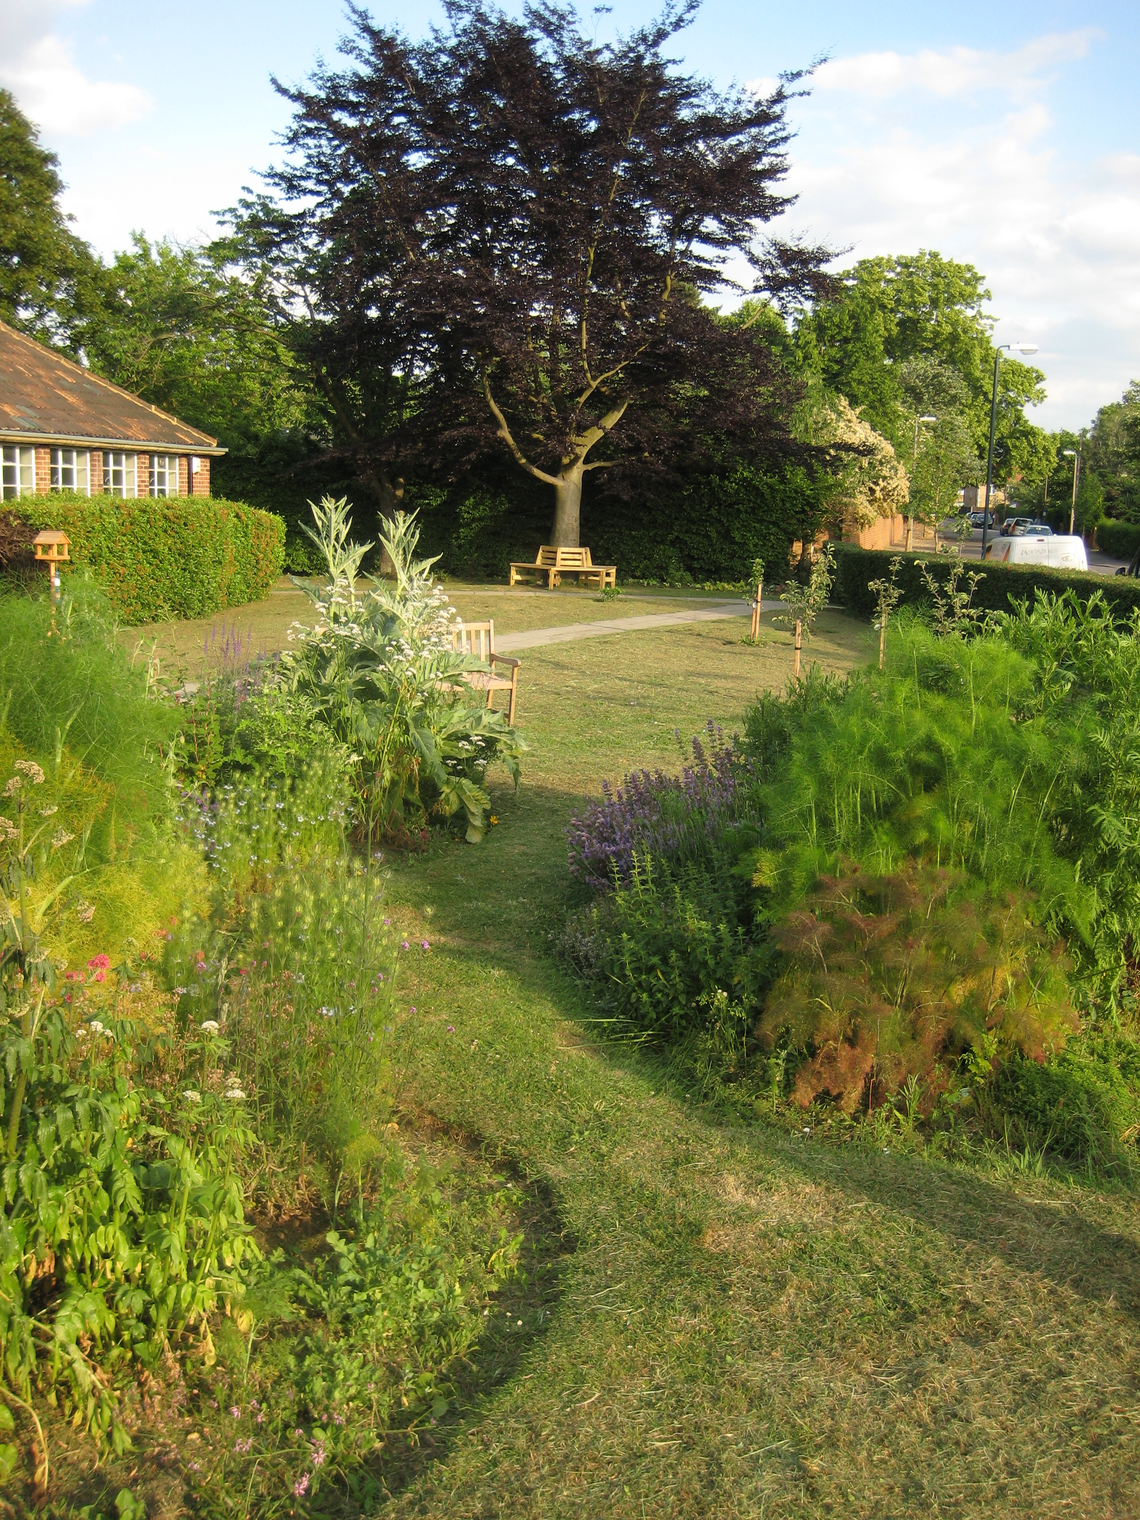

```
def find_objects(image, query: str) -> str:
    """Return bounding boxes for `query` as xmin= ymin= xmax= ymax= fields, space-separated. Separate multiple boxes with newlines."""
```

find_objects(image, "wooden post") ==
xmin=794 ymin=618 xmax=802 ymax=678
xmin=749 ymin=577 xmax=763 ymax=640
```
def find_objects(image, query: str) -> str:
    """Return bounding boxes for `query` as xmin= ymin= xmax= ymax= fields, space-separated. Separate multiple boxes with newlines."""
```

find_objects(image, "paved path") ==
xmin=494 ymin=599 xmax=780 ymax=652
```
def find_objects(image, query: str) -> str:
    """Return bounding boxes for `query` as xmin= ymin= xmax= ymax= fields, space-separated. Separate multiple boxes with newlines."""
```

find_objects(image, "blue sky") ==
xmin=4 ymin=0 xmax=1138 ymax=430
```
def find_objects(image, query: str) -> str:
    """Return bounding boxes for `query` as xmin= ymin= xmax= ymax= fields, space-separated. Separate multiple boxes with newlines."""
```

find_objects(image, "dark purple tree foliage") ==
xmin=567 ymin=722 xmax=751 ymax=892
xmin=229 ymin=1 xmax=835 ymax=545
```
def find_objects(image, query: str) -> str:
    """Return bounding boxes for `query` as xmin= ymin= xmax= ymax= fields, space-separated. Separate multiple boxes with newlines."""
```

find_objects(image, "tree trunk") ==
xmin=550 ymin=470 xmax=584 ymax=546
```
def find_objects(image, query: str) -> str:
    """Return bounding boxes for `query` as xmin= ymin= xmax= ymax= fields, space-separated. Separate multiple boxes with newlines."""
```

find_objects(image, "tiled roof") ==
xmin=0 ymin=320 xmax=224 ymax=454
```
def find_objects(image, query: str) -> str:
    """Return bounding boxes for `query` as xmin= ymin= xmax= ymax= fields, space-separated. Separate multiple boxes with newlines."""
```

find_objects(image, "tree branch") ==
xmin=483 ymin=372 xmax=560 ymax=485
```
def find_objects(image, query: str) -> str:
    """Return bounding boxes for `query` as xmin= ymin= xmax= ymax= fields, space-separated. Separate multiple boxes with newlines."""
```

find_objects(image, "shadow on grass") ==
xmin=745 ymin=1123 xmax=1140 ymax=1320
xmin=367 ymin=1127 xmax=577 ymax=1508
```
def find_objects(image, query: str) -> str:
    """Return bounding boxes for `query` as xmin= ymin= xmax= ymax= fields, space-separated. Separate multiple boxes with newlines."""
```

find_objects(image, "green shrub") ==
xmin=1095 ymin=519 xmax=1140 ymax=561
xmin=988 ymin=1038 xmax=1140 ymax=1172
xmin=831 ymin=543 xmax=1140 ymax=622
xmin=563 ymin=855 xmax=763 ymax=1039
xmin=9 ymin=493 xmax=285 ymax=623
xmin=0 ymin=588 xmax=205 ymax=978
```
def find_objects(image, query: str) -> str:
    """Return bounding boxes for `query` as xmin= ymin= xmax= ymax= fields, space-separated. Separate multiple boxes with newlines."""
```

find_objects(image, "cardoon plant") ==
xmin=275 ymin=499 xmax=522 ymax=842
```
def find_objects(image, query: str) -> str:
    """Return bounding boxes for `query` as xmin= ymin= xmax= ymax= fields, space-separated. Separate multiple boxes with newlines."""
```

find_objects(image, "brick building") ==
xmin=0 ymin=320 xmax=225 ymax=501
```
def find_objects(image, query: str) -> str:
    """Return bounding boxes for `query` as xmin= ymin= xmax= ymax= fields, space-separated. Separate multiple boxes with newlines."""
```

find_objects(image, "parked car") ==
xmin=985 ymin=534 xmax=1088 ymax=571
xmin=968 ymin=510 xmax=998 ymax=529
xmin=1011 ymin=521 xmax=1053 ymax=536
xmin=1001 ymin=517 xmax=1033 ymax=536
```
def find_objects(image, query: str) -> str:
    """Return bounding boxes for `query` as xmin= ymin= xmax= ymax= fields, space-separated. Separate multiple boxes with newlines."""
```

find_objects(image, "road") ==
xmin=928 ymin=526 xmax=1129 ymax=576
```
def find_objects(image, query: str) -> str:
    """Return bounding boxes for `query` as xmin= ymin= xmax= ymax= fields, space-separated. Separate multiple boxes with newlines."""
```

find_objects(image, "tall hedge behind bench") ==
xmin=832 ymin=544 xmax=1140 ymax=621
xmin=11 ymin=493 xmax=286 ymax=624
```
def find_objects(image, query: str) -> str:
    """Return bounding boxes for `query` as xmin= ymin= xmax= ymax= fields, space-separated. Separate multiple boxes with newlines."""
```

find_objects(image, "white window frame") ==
xmin=50 ymin=447 xmax=90 ymax=494
xmin=103 ymin=451 xmax=137 ymax=498
xmin=1 ymin=446 xmax=36 ymax=498
xmin=149 ymin=454 xmax=177 ymax=497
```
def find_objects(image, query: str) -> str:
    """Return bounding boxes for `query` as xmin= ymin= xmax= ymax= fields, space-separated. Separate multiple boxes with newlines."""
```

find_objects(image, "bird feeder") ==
xmin=33 ymin=529 xmax=70 ymax=569
xmin=33 ymin=529 xmax=70 ymax=625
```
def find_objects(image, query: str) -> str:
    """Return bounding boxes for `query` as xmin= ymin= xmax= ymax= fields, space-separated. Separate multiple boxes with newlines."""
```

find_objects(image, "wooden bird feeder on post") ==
xmin=33 ymin=529 xmax=70 ymax=631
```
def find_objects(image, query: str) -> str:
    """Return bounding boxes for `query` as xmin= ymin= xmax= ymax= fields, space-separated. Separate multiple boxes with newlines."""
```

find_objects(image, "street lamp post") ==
xmin=906 ymin=414 xmax=938 ymax=551
xmin=1063 ymin=443 xmax=1082 ymax=536
xmin=981 ymin=343 xmax=1039 ymax=562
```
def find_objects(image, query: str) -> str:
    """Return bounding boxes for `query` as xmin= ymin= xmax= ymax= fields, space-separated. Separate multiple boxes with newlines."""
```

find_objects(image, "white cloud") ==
xmin=763 ymin=32 xmax=1140 ymax=429
xmin=0 ymin=1 xmax=151 ymax=137
xmin=812 ymin=31 xmax=1097 ymax=101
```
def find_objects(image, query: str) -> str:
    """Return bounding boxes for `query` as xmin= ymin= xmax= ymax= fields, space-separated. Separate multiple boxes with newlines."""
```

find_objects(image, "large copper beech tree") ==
xmin=244 ymin=1 xmax=831 ymax=544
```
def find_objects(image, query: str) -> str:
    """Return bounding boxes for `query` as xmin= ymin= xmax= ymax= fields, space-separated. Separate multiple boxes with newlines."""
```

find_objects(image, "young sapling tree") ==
xmin=776 ymin=542 xmax=834 ymax=676
xmin=867 ymin=555 xmax=903 ymax=669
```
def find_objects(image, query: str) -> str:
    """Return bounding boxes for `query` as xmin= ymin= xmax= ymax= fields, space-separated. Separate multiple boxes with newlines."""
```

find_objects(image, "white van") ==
xmin=984 ymin=535 xmax=1088 ymax=572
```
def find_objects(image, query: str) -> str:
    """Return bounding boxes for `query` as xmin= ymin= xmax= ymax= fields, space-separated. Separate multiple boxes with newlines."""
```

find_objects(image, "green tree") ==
xmin=0 ymin=89 xmax=95 ymax=345
xmin=1087 ymin=382 xmax=1140 ymax=522
xmin=81 ymin=237 xmax=310 ymax=456
xmin=795 ymin=250 xmax=1050 ymax=486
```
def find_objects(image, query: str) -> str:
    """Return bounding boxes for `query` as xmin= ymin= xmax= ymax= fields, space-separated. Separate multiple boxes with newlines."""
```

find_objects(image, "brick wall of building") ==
xmin=34 ymin=446 xmax=50 ymax=492
xmin=190 ymin=456 xmax=211 ymax=495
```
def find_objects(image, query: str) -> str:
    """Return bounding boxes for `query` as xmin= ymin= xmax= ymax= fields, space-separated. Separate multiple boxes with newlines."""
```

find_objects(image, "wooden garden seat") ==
xmin=508 ymin=544 xmax=616 ymax=590
xmin=450 ymin=620 xmax=520 ymax=725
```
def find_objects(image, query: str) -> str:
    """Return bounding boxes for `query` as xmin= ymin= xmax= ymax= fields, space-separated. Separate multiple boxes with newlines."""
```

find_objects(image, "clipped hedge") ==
xmin=832 ymin=543 xmax=1140 ymax=622
xmin=1096 ymin=519 xmax=1140 ymax=562
xmin=10 ymin=493 xmax=285 ymax=624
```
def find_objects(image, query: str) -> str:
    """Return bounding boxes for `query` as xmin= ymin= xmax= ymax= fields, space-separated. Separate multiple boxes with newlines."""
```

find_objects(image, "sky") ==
xmin=3 ymin=0 xmax=1138 ymax=431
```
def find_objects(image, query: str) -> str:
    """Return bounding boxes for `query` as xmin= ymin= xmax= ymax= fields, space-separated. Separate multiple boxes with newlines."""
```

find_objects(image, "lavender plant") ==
xmin=566 ymin=724 xmax=752 ymax=893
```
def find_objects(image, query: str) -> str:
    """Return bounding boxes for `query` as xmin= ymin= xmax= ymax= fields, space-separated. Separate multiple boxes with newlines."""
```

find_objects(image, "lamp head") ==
xmin=919 ymin=414 xmax=937 ymax=423
xmin=1063 ymin=449 xmax=1076 ymax=457
xmin=1008 ymin=343 xmax=1038 ymax=355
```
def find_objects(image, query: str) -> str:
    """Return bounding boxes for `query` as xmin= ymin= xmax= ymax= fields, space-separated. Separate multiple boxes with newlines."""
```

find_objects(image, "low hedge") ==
xmin=832 ymin=543 xmax=1140 ymax=622
xmin=10 ymin=493 xmax=285 ymax=624
xmin=1095 ymin=520 xmax=1140 ymax=562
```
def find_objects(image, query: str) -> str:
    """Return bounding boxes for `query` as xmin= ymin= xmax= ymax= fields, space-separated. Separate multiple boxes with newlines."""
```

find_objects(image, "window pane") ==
xmin=104 ymin=451 xmax=126 ymax=496
xmin=149 ymin=454 xmax=173 ymax=497
xmin=51 ymin=447 xmax=79 ymax=490
xmin=2 ymin=447 xmax=34 ymax=497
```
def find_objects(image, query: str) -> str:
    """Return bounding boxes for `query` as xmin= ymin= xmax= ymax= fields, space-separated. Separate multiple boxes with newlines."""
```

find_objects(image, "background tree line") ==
xmin=3 ymin=2 xmax=1109 ymax=580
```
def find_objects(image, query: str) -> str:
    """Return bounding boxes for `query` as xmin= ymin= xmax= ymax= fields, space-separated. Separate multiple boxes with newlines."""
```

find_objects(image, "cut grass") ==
xmin=372 ymin=609 xmax=1140 ymax=1519
xmin=123 ymin=579 xmax=740 ymax=681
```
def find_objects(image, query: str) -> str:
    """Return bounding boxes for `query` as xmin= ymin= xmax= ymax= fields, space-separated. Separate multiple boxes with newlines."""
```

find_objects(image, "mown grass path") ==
xmin=380 ymin=614 xmax=1140 ymax=1520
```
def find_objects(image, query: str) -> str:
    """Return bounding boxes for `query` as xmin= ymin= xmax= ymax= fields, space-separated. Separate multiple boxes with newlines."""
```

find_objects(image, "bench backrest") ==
xmin=546 ymin=546 xmax=592 ymax=568
xmin=535 ymin=546 xmax=560 ymax=566
xmin=452 ymin=620 xmax=495 ymax=661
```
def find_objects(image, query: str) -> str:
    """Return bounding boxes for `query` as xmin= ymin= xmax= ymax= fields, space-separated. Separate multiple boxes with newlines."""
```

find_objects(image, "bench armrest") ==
xmin=489 ymin=652 xmax=521 ymax=668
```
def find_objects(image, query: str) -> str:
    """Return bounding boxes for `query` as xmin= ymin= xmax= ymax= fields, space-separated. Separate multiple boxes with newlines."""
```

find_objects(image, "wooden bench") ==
xmin=508 ymin=545 xmax=616 ymax=590
xmin=450 ymin=620 xmax=521 ymax=725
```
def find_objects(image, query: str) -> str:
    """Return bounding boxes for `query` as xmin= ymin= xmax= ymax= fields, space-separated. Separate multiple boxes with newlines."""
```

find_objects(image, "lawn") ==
xmin=125 ymin=579 xmax=742 ymax=680
xmin=366 ymin=609 xmax=1140 ymax=1519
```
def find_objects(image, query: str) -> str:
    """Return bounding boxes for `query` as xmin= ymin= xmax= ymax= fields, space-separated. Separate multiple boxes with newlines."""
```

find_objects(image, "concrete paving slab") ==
xmin=494 ymin=599 xmax=781 ymax=652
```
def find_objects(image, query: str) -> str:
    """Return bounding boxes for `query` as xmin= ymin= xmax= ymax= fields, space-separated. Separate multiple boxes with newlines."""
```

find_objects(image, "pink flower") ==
xmin=87 ymin=953 xmax=110 ymax=970
xmin=409 ymin=1006 xmax=417 ymax=1014
xmin=293 ymin=1473 xmax=310 ymax=1497
xmin=230 ymin=1405 xmax=241 ymax=1418
xmin=92 ymin=970 xmax=106 ymax=983
xmin=311 ymin=1443 xmax=326 ymax=1467
xmin=420 ymin=939 xmax=430 ymax=951
xmin=65 ymin=970 xmax=82 ymax=982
